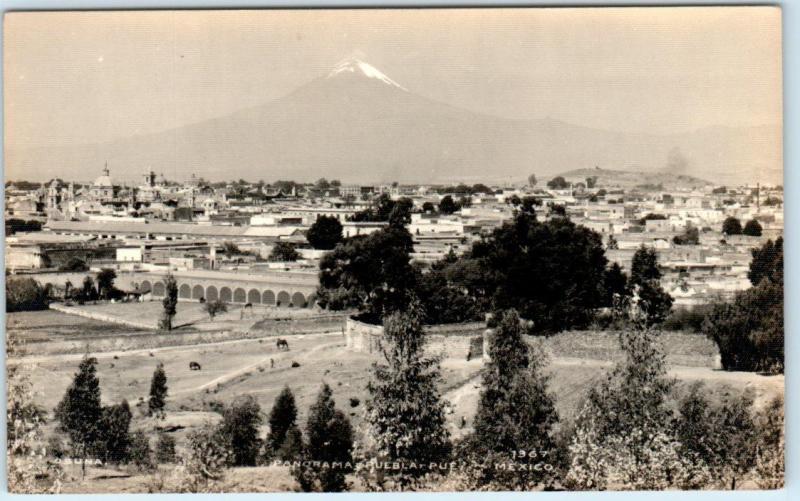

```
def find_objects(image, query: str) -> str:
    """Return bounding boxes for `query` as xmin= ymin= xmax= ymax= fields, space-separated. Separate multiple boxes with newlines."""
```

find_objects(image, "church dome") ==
xmin=93 ymin=166 xmax=113 ymax=187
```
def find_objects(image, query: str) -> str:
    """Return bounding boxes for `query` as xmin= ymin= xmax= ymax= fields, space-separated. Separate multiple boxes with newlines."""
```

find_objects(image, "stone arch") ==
xmin=233 ymin=288 xmax=246 ymax=303
xmin=277 ymin=291 xmax=290 ymax=307
xmin=206 ymin=285 xmax=218 ymax=302
xmin=306 ymin=293 xmax=317 ymax=308
xmin=248 ymin=289 xmax=260 ymax=304
xmin=179 ymin=283 xmax=191 ymax=299
xmin=140 ymin=280 xmax=152 ymax=293
xmin=152 ymin=281 xmax=166 ymax=297
xmin=220 ymin=287 xmax=232 ymax=302
xmin=262 ymin=290 xmax=275 ymax=305
xmin=192 ymin=285 xmax=204 ymax=300
xmin=291 ymin=292 xmax=306 ymax=308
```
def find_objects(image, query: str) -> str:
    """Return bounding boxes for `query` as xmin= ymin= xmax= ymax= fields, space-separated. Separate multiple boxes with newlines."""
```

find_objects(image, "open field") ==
xmin=7 ymin=306 xmax=783 ymax=493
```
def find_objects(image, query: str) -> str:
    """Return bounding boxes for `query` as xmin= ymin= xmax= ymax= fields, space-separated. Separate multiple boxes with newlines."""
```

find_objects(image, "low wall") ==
xmin=345 ymin=317 xmax=489 ymax=360
xmin=49 ymin=302 xmax=155 ymax=330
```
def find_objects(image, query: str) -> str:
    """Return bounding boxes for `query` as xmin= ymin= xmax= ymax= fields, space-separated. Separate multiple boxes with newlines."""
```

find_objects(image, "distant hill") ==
xmin=5 ymin=58 xmax=782 ymax=186
xmin=558 ymin=167 xmax=712 ymax=191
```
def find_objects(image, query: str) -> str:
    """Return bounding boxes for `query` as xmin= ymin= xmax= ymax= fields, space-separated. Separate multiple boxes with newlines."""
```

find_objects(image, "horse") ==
xmin=189 ymin=361 xmax=202 ymax=371
xmin=276 ymin=338 xmax=289 ymax=351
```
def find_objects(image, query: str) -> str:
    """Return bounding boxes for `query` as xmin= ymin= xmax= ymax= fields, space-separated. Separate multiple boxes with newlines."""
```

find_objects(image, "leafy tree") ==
xmin=507 ymin=194 xmax=522 ymax=206
xmin=268 ymin=242 xmax=300 ymax=262
xmin=362 ymin=302 xmax=451 ymax=489
xmin=754 ymin=396 xmax=784 ymax=488
xmin=463 ymin=213 xmax=608 ymax=333
xmin=160 ymin=274 xmax=178 ymax=331
xmin=566 ymin=327 xmax=682 ymax=490
xmin=266 ymin=386 xmax=299 ymax=459
xmin=294 ymin=384 xmax=354 ymax=491
xmin=465 ymin=310 xmax=560 ymax=489
xmin=743 ymin=219 xmax=763 ymax=237
xmin=548 ymin=203 xmax=567 ymax=217
xmin=183 ymin=423 xmax=231 ymax=490
xmin=438 ymin=195 xmax=458 ymax=214
xmin=722 ymin=216 xmax=743 ymax=235
xmin=702 ymin=280 xmax=783 ymax=373
xmin=148 ymin=363 xmax=168 ymax=418
xmin=415 ymin=260 xmax=483 ymax=324
xmin=520 ymin=196 xmax=541 ymax=214
xmin=317 ymin=226 xmax=417 ymax=323
xmin=6 ymin=277 xmax=49 ymax=312
xmin=603 ymin=262 xmax=629 ymax=307
xmin=388 ymin=197 xmax=414 ymax=227
xmin=673 ymin=225 xmax=700 ymax=245
xmin=306 ymin=216 xmax=343 ymax=250
xmin=54 ymin=355 xmax=102 ymax=478
xmin=155 ymin=433 xmax=177 ymax=464
xmin=528 ymin=173 xmax=537 ymax=187
xmin=586 ymin=176 xmax=598 ymax=189
xmin=315 ymin=178 xmax=330 ymax=190
xmin=59 ymin=257 xmax=88 ymax=272
xmin=422 ymin=201 xmax=435 ymax=213
xmin=547 ymin=176 xmax=569 ymax=189
xmin=221 ymin=241 xmax=241 ymax=256
xmin=219 ymin=395 xmax=262 ymax=466
xmin=96 ymin=268 xmax=117 ymax=300
xmin=748 ymin=237 xmax=783 ymax=286
xmin=203 ymin=299 xmax=228 ymax=321
xmin=629 ymin=246 xmax=673 ymax=326
xmin=98 ymin=400 xmax=132 ymax=464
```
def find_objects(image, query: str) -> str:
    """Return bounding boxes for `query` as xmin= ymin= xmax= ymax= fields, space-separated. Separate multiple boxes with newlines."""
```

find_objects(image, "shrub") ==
xmin=182 ymin=423 xmax=232 ymax=491
xmin=6 ymin=277 xmax=49 ymax=312
xmin=155 ymin=433 xmax=177 ymax=464
xmin=219 ymin=395 xmax=262 ymax=466
xmin=129 ymin=430 xmax=155 ymax=472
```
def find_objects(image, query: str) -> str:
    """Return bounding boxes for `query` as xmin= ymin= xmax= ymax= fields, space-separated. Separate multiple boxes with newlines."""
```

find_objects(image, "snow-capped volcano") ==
xmin=327 ymin=57 xmax=407 ymax=91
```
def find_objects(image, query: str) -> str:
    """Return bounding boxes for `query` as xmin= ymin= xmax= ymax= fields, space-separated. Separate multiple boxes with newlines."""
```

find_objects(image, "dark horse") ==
xmin=276 ymin=338 xmax=290 ymax=351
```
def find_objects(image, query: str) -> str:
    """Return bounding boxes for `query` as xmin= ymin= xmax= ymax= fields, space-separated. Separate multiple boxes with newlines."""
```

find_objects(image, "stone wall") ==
xmin=345 ymin=317 xmax=490 ymax=361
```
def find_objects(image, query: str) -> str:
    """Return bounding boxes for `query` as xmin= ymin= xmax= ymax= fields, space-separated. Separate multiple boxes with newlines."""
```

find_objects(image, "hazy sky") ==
xmin=5 ymin=7 xmax=782 ymax=150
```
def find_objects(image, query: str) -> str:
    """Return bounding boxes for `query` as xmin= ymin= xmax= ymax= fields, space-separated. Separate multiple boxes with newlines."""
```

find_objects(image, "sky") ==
xmin=4 ymin=7 xmax=782 ymax=150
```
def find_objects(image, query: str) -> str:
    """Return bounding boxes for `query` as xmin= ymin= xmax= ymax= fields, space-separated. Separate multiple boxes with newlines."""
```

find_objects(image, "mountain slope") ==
xmin=5 ymin=59 xmax=782 ymax=185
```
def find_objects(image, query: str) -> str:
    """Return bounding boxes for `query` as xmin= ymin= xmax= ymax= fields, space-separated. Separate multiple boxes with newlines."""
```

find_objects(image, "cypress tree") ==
xmin=148 ymin=363 xmax=168 ymax=418
xmin=364 ymin=300 xmax=451 ymax=488
xmin=160 ymin=274 xmax=178 ymax=331
xmin=55 ymin=355 xmax=102 ymax=478
xmin=467 ymin=309 xmax=560 ymax=489
xmin=267 ymin=386 xmax=298 ymax=458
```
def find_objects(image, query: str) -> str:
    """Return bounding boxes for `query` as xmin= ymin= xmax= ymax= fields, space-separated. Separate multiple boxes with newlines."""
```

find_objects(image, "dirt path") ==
xmin=174 ymin=340 xmax=345 ymax=395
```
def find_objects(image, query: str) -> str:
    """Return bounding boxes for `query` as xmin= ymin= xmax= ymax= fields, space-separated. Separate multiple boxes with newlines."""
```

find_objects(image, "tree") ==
xmin=54 ymin=355 xmax=102 ymax=478
xmin=160 ymin=274 xmax=178 ymax=331
xmin=603 ymin=262 xmax=629 ymax=307
xmin=148 ymin=364 xmax=168 ymax=418
xmin=306 ymin=216 xmax=343 ymax=250
xmin=462 ymin=213 xmax=608 ymax=333
xmin=203 ymin=299 xmax=228 ymax=321
xmin=295 ymin=384 xmax=354 ymax=491
xmin=268 ymin=242 xmax=300 ymax=262
xmin=6 ymin=277 xmax=49 ymax=312
xmin=748 ymin=237 xmax=782 ymax=286
xmin=315 ymin=178 xmax=331 ymax=190
xmin=96 ymin=268 xmax=117 ymax=300
xmin=438 ymin=195 xmax=458 ymax=214
xmin=586 ymin=176 xmax=598 ymax=189
xmin=547 ymin=176 xmax=569 ymax=190
xmin=520 ymin=196 xmax=540 ymax=214
xmin=266 ymin=386 xmax=298 ymax=459
xmin=673 ymin=225 xmax=700 ymax=245
xmin=317 ymin=226 xmax=417 ymax=323
xmin=629 ymin=246 xmax=673 ymax=326
xmin=527 ymin=173 xmax=537 ymax=187
xmin=219 ymin=395 xmax=262 ymax=466
xmin=465 ymin=310 xmax=560 ymax=489
xmin=183 ymin=423 xmax=231 ymax=490
xmin=722 ymin=216 xmax=743 ymax=235
xmin=702 ymin=280 xmax=783 ymax=373
xmin=221 ymin=241 xmax=241 ymax=256
xmin=59 ymin=257 xmax=88 ymax=272
xmin=80 ymin=276 xmax=97 ymax=301
xmin=566 ymin=327 xmax=681 ymax=490
xmin=362 ymin=302 xmax=451 ymax=489
xmin=422 ymin=201 xmax=435 ymax=213
xmin=98 ymin=400 xmax=132 ymax=464
xmin=743 ymin=219 xmax=763 ymax=237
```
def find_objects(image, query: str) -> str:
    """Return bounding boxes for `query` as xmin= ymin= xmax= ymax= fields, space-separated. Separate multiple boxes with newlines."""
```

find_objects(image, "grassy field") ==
xmin=7 ymin=305 xmax=784 ymax=493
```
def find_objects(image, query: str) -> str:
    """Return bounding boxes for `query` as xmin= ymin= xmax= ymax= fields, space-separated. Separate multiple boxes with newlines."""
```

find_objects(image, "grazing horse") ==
xmin=189 ymin=361 xmax=202 ymax=371
xmin=276 ymin=338 xmax=290 ymax=351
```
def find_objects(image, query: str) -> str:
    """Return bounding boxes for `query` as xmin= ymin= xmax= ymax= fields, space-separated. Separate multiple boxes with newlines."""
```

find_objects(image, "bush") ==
xmin=182 ymin=422 xmax=232 ymax=491
xmin=219 ymin=395 xmax=262 ymax=466
xmin=662 ymin=305 xmax=712 ymax=332
xmin=155 ymin=433 xmax=177 ymax=464
xmin=129 ymin=430 xmax=155 ymax=471
xmin=6 ymin=277 xmax=49 ymax=312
